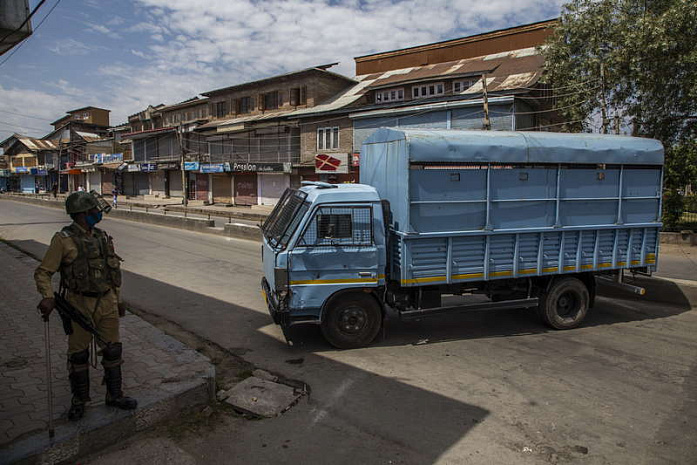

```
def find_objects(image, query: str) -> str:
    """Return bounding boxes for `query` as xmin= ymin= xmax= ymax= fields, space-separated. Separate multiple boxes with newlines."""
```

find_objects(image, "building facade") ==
xmin=43 ymin=107 xmax=111 ymax=192
xmin=0 ymin=134 xmax=58 ymax=193
xmin=190 ymin=64 xmax=356 ymax=205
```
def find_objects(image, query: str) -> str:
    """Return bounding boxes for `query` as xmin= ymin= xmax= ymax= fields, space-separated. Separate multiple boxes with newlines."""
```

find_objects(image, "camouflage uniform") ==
xmin=34 ymin=191 xmax=136 ymax=420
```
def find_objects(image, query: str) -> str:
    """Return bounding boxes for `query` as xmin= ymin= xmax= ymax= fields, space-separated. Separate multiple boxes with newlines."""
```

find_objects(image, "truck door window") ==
xmin=299 ymin=206 xmax=372 ymax=246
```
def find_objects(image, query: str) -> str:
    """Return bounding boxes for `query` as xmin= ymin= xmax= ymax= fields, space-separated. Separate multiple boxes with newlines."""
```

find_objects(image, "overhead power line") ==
xmin=0 ymin=0 xmax=63 ymax=68
xmin=0 ymin=109 xmax=54 ymax=122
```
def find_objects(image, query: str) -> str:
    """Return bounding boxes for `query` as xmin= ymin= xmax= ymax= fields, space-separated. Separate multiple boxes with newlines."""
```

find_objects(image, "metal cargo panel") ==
xmin=398 ymin=227 xmax=659 ymax=286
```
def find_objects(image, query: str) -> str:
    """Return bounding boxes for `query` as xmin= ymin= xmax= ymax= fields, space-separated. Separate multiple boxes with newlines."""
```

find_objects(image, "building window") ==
xmin=262 ymin=91 xmax=280 ymax=110
xmin=412 ymin=82 xmax=445 ymax=99
xmin=290 ymin=86 xmax=307 ymax=106
xmin=239 ymin=96 xmax=253 ymax=114
xmin=375 ymin=88 xmax=404 ymax=103
xmin=453 ymin=79 xmax=476 ymax=94
xmin=215 ymin=101 xmax=227 ymax=118
xmin=317 ymin=127 xmax=339 ymax=150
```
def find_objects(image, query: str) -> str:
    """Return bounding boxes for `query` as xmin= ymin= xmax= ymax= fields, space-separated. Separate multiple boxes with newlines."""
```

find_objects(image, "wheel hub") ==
xmin=339 ymin=307 xmax=366 ymax=334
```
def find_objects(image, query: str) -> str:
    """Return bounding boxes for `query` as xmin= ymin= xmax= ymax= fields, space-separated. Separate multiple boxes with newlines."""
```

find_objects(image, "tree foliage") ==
xmin=544 ymin=0 xmax=697 ymax=188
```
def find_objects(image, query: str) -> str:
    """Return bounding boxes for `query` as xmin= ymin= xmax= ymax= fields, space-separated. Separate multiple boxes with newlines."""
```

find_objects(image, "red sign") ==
xmin=315 ymin=154 xmax=342 ymax=172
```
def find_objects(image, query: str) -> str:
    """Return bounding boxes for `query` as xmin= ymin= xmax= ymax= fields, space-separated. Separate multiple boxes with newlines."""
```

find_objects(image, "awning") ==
xmin=100 ymin=162 xmax=123 ymax=170
xmin=60 ymin=169 xmax=83 ymax=175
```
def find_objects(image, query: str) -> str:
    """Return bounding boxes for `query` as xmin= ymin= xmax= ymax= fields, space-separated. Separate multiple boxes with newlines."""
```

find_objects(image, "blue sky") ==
xmin=0 ymin=0 xmax=563 ymax=142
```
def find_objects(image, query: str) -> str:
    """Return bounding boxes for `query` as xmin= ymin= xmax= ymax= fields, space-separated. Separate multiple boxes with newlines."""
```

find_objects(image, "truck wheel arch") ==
xmin=320 ymin=288 xmax=385 ymax=323
xmin=319 ymin=289 xmax=385 ymax=349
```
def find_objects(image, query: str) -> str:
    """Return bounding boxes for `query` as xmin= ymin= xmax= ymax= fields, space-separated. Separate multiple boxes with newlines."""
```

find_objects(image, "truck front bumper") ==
xmin=261 ymin=277 xmax=290 ymax=327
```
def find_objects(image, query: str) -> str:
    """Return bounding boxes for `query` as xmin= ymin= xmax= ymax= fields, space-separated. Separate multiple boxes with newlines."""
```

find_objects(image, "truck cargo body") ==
xmin=261 ymin=129 xmax=663 ymax=348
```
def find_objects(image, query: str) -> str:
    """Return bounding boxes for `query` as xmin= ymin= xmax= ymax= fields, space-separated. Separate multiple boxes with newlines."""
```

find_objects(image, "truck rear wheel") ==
xmin=538 ymin=277 xmax=589 ymax=330
xmin=321 ymin=293 xmax=382 ymax=349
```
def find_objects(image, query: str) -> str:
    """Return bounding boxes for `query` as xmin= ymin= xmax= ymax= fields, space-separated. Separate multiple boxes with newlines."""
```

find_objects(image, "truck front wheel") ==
xmin=321 ymin=293 xmax=382 ymax=349
xmin=538 ymin=277 xmax=589 ymax=330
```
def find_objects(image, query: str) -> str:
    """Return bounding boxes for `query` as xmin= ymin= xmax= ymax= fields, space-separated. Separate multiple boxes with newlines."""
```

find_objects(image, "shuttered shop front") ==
xmin=212 ymin=174 xmax=232 ymax=204
xmin=234 ymin=173 xmax=257 ymax=206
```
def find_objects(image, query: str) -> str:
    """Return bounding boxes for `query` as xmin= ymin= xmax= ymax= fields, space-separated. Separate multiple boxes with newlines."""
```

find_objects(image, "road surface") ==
xmin=1 ymin=199 xmax=696 ymax=465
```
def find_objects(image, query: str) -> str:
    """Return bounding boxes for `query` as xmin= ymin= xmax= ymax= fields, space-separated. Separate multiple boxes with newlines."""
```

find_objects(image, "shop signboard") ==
xmin=230 ymin=162 xmax=290 ymax=173
xmin=92 ymin=153 xmax=123 ymax=164
xmin=127 ymin=164 xmax=141 ymax=172
xmin=315 ymin=153 xmax=349 ymax=174
xmin=184 ymin=162 xmax=200 ymax=171
xmin=141 ymin=163 xmax=158 ymax=172
xmin=158 ymin=162 xmax=178 ymax=170
xmin=201 ymin=163 xmax=225 ymax=173
xmin=36 ymin=169 xmax=48 ymax=176
xmin=14 ymin=166 xmax=29 ymax=174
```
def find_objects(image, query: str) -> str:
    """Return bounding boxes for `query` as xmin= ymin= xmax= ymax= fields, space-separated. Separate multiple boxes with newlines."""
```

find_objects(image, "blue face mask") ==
xmin=86 ymin=211 xmax=103 ymax=228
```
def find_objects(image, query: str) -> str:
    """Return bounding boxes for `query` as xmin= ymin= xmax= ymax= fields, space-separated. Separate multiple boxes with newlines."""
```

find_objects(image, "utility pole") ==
xmin=57 ymin=140 xmax=63 ymax=194
xmin=177 ymin=124 xmax=188 ymax=206
xmin=482 ymin=73 xmax=491 ymax=130
xmin=600 ymin=61 xmax=609 ymax=134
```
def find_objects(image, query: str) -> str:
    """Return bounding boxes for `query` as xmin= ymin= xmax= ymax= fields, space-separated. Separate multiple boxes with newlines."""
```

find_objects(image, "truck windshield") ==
xmin=262 ymin=188 xmax=309 ymax=249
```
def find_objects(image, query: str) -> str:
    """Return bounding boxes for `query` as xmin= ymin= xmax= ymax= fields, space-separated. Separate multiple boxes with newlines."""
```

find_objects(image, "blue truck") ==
xmin=261 ymin=129 xmax=664 ymax=348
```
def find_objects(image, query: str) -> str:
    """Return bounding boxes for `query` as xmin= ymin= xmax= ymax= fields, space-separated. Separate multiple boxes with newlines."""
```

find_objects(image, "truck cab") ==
xmin=261 ymin=182 xmax=387 ymax=348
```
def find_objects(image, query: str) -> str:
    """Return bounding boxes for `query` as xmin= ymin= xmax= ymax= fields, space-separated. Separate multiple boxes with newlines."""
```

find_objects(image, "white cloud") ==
xmin=0 ymin=85 xmax=75 ymax=140
xmin=48 ymin=38 xmax=98 ymax=56
xmin=86 ymin=22 xmax=122 ymax=39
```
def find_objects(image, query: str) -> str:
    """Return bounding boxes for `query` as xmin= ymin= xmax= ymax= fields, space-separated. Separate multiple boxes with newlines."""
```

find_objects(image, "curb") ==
xmin=2 ymin=376 xmax=212 ymax=465
xmin=0 ymin=195 xmax=262 ymax=242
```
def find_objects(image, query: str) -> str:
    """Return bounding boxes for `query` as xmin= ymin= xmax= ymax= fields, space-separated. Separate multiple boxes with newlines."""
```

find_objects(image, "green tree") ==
xmin=543 ymin=0 xmax=697 ymax=188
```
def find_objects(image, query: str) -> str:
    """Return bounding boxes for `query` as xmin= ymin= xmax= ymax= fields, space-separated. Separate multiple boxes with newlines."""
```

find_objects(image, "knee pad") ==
xmin=69 ymin=349 xmax=90 ymax=365
xmin=101 ymin=342 xmax=123 ymax=361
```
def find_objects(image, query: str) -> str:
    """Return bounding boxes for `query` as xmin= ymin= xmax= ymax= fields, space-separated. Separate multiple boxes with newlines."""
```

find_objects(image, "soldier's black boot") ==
xmin=67 ymin=349 xmax=91 ymax=421
xmin=101 ymin=343 xmax=137 ymax=410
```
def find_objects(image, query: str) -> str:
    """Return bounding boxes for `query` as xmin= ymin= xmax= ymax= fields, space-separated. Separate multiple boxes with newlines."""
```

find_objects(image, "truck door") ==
xmin=288 ymin=204 xmax=379 ymax=313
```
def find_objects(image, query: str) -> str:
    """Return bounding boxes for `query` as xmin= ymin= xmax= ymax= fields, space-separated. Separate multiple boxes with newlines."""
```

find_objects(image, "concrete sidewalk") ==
xmin=7 ymin=193 xmax=274 ymax=221
xmin=0 ymin=243 xmax=215 ymax=465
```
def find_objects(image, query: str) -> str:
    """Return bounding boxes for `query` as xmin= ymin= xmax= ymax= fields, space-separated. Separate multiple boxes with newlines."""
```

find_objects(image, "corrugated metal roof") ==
xmin=201 ymin=64 xmax=353 ymax=96
xmin=15 ymin=136 xmax=58 ymax=151
xmin=364 ymin=48 xmax=543 ymax=92
xmin=286 ymin=47 xmax=544 ymax=119
xmin=198 ymin=110 xmax=296 ymax=130
xmin=75 ymin=131 xmax=102 ymax=142
xmin=122 ymin=127 xmax=176 ymax=139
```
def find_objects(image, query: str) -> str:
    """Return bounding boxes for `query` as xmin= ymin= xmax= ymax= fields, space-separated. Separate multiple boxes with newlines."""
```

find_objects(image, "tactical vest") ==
xmin=59 ymin=224 xmax=122 ymax=294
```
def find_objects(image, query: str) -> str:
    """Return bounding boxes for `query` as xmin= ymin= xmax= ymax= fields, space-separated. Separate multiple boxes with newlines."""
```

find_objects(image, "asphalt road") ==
xmin=2 ymin=199 xmax=696 ymax=465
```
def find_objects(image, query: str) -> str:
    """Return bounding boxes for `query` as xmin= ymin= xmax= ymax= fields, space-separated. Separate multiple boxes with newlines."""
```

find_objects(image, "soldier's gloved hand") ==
xmin=118 ymin=302 xmax=127 ymax=317
xmin=38 ymin=298 xmax=55 ymax=321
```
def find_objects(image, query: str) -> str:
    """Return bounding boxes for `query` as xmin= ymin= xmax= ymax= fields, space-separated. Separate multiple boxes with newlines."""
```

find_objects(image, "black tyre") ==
xmin=538 ymin=277 xmax=589 ymax=330
xmin=321 ymin=293 xmax=382 ymax=349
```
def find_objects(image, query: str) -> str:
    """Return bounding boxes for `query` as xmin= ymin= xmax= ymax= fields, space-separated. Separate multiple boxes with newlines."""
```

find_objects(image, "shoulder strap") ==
xmin=59 ymin=225 xmax=75 ymax=238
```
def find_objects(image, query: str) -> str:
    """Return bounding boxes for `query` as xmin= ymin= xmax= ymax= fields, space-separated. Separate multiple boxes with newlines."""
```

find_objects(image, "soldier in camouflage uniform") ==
xmin=35 ymin=191 xmax=137 ymax=421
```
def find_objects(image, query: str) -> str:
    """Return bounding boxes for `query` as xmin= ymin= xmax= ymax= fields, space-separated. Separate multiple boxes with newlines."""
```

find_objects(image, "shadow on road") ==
xmin=285 ymin=274 xmax=695 ymax=351
xmin=10 ymin=238 xmax=489 ymax=465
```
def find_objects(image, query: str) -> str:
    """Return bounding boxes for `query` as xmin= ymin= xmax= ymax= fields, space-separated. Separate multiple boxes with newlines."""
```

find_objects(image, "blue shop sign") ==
xmin=14 ymin=166 xmax=29 ymax=173
xmin=184 ymin=162 xmax=199 ymax=171
xmin=141 ymin=163 xmax=157 ymax=172
xmin=201 ymin=163 xmax=225 ymax=173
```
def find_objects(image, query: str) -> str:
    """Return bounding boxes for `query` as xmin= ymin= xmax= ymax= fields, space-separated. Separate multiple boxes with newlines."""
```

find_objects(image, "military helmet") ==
xmin=65 ymin=191 xmax=99 ymax=214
